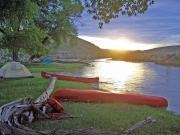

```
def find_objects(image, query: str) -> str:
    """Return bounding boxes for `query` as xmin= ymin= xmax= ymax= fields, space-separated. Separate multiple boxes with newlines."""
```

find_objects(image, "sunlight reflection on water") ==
xmin=75 ymin=60 xmax=147 ymax=93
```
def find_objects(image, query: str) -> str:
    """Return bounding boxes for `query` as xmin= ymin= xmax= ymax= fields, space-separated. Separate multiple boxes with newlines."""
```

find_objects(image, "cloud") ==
xmin=78 ymin=35 xmax=161 ymax=50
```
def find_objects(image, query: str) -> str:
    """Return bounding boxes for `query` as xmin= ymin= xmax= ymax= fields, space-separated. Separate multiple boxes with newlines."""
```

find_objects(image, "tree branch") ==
xmin=0 ymin=28 xmax=7 ymax=35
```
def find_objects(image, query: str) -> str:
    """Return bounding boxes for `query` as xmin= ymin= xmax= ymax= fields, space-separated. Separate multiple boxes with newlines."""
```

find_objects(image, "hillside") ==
xmin=145 ymin=45 xmax=180 ymax=56
xmin=144 ymin=45 xmax=180 ymax=66
xmin=49 ymin=37 xmax=104 ymax=60
xmin=103 ymin=45 xmax=180 ymax=66
xmin=49 ymin=37 xmax=180 ymax=66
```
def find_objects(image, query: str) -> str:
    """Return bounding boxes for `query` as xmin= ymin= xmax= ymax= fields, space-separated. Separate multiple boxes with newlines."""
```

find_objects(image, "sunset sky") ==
xmin=78 ymin=0 xmax=180 ymax=50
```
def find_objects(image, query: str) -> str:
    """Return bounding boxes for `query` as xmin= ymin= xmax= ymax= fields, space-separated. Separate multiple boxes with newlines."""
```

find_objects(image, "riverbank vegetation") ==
xmin=0 ymin=63 xmax=180 ymax=135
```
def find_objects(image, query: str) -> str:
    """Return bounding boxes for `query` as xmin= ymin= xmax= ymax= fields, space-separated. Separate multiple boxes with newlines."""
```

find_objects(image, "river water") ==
xmin=66 ymin=59 xmax=180 ymax=114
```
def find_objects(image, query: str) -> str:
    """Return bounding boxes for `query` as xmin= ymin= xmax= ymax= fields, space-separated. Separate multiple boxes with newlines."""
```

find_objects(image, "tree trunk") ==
xmin=12 ymin=49 xmax=18 ymax=61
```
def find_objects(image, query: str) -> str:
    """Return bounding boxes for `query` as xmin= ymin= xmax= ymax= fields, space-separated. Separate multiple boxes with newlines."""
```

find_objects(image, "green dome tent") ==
xmin=0 ymin=61 xmax=33 ymax=79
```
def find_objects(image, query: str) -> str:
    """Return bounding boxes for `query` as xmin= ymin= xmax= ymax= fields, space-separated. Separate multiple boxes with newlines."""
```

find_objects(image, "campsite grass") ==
xmin=0 ymin=63 xmax=89 ymax=105
xmin=1 ymin=63 xmax=180 ymax=135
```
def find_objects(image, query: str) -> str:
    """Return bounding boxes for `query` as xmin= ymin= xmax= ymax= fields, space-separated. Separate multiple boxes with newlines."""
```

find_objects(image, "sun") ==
xmin=78 ymin=36 xmax=156 ymax=50
xmin=100 ymin=37 xmax=134 ymax=50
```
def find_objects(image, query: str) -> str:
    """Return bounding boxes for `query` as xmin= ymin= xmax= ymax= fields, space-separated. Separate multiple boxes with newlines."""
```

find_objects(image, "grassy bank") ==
xmin=0 ymin=63 xmax=180 ymax=135
xmin=0 ymin=63 xmax=89 ymax=105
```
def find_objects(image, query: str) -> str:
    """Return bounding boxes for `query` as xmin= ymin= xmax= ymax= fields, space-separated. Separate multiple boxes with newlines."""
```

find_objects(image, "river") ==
xmin=65 ymin=59 xmax=180 ymax=114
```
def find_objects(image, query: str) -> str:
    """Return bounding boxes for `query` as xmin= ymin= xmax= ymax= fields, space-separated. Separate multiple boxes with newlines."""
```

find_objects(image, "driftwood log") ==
xmin=0 ymin=78 xmax=155 ymax=135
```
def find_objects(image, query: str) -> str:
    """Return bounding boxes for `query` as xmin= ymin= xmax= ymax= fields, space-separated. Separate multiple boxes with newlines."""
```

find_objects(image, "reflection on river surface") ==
xmin=65 ymin=59 xmax=180 ymax=114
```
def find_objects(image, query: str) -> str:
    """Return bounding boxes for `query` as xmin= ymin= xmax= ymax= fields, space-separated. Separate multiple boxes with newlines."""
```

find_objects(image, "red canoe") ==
xmin=41 ymin=71 xmax=99 ymax=83
xmin=52 ymin=89 xmax=168 ymax=107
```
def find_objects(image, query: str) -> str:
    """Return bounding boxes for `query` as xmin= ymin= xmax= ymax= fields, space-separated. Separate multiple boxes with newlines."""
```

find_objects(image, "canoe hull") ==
xmin=41 ymin=71 xmax=99 ymax=83
xmin=53 ymin=89 xmax=168 ymax=107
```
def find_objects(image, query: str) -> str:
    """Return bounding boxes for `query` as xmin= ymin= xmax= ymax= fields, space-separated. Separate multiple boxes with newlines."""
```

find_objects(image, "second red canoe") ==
xmin=41 ymin=71 xmax=99 ymax=83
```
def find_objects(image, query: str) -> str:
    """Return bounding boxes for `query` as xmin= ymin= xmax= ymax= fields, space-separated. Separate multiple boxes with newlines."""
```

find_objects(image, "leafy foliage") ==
xmin=0 ymin=0 xmax=47 ymax=59
xmin=0 ymin=0 xmax=83 ymax=60
xmin=84 ymin=0 xmax=155 ymax=28
xmin=35 ymin=0 xmax=83 ymax=44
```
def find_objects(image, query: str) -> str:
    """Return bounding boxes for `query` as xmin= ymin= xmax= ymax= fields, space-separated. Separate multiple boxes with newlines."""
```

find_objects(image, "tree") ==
xmin=0 ymin=0 xmax=154 ymax=61
xmin=0 ymin=0 xmax=83 ymax=61
xmin=0 ymin=0 xmax=47 ymax=61
xmin=35 ymin=0 xmax=83 ymax=44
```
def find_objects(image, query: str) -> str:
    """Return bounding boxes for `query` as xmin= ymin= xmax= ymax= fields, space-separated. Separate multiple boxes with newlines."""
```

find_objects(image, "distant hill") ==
xmin=145 ymin=45 xmax=180 ymax=56
xmin=49 ymin=37 xmax=104 ymax=60
xmin=49 ymin=37 xmax=180 ymax=66
xmin=144 ymin=45 xmax=180 ymax=66
xmin=103 ymin=45 xmax=180 ymax=66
